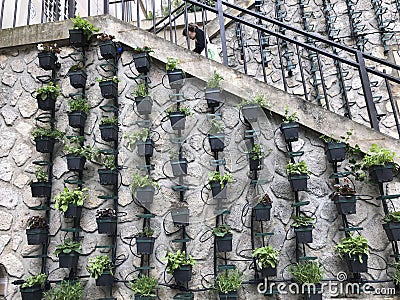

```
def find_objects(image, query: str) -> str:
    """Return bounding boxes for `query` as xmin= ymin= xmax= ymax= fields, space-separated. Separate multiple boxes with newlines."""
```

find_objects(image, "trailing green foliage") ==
xmin=54 ymin=238 xmax=82 ymax=256
xmin=166 ymin=57 xmax=180 ymax=71
xmin=282 ymin=106 xmax=299 ymax=123
xmin=133 ymin=83 xmax=149 ymax=97
xmin=166 ymin=106 xmax=193 ymax=116
xmin=130 ymin=171 xmax=160 ymax=190
xmin=131 ymin=275 xmax=158 ymax=297
xmin=207 ymin=70 xmax=224 ymax=89
xmin=71 ymin=15 xmax=99 ymax=39
xmin=383 ymin=211 xmax=400 ymax=223
xmin=320 ymin=129 xmax=353 ymax=144
xmin=212 ymin=224 xmax=231 ymax=237
xmin=335 ymin=234 xmax=369 ymax=263
xmin=360 ymin=144 xmax=397 ymax=168
xmin=290 ymin=261 xmax=323 ymax=284
xmin=100 ymin=117 xmax=118 ymax=125
xmin=238 ymin=94 xmax=267 ymax=108
xmin=101 ymin=155 xmax=116 ymax=170
xmin=124 ymin=128 xmax=150 ymax=151
xmin=33 ymin=166 xmax=47 ymax=182
xmin=291 ymin=215 xmax=315 ymax=228
xmin=36 ymin=82 xmax=61 ymax=100
xmin=86 ymin=255 xmax=114 ymax=279
xmin=285 ymin=161 xmax=311 ymax=175
xmin=54 ymin=187 xmax=88 ymax=212
xmin=64 ymin=143 xmax=99 ymax=161
xmin=391 ymin=262 xmax=400 ymax=285
xmin=214 ymin=269 xmax=243 ymax=294
xmin=21 ymin=273 xmax=47 ymax=289
xmin=249 ymin=143 xmax=265 ymax=161
xmin=43 ymin=281 xmax=83 ymax=300
xmin=31 ymin=127 xmax=65 ymax=139
xmin=68 ymin=97 xmax=90 ymax=113
xmin=252 ymin=246 xmax=279 ymax=269
xmin=162 ymin=250 xmax=195 ymax=274
xmin=208 ymin=171 xmax=234 ymax=189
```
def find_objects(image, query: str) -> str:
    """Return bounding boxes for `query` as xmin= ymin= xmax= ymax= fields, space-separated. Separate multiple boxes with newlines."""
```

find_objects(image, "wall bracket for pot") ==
xmin=172 ymin=238 xmax=192 ymax=243
xmin=60 ymin=227 xmax=83 ymax=233
xmin=98 ymin=194 xmax=119 ymax=200
xmin=100 ymin=104 xmax=119 ymax=113
xmin=172 ymin=185 xmax=190 ymax=192
xmin=291 ymin=201 xmax=310 ymax=207
xmin=250 ymin=179 xmax=268 ymax=185
xmin=136 ymin=213 xmax=156 ymax=219
xmin=339 ymin=227 xmax=363 ymax=232
xmin=298 ymin=256 xmax=318 ymax=261
xmin=287 ymin=151 xmax=304 ymax=157
xmin=244 ymin=129 xmax=260 ymax=139
xmin=209 ymin=159 xmax=226 ymax=166
xmin=329 ymin=171 xmax=352 ymax=179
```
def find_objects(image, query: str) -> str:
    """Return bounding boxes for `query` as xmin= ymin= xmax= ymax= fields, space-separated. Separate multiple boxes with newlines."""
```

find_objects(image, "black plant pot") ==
xmin=38 ymin=52 xmax=57 ymax=70
xmin=249 ymin=158 xmax=262 ymax=171
xmin=172 ymin=208 xmax=189 ymax=226
xmin=210 ymin=181 xmax=227 ymax=199
xmin=208 ymin=134 xmax=225 ymax=152
xmin=173 ymin=265 xmax=192 ymax=282
xmin=137 ymin=139 xmax=154 ymax=157
xmin=261 ymin=265 xmax=277 ymax=277
xmin=347 ymin=254 xmax=368 ymax=273
xmin=136 ymin=186 xmax=155 ymax=204
xmin=68 ymin=111 xmax=87 ymax=128
xmin=30 ymin=182 xmax=52 ymax=198
xmin=135 ymin=295 xmax=155 ymax=300
xmin=205 ymin=88 xmax=221 ymax=108
xmin=253 ymin=203 xmax=271 ymax=221
xmin=288 ymin=173 xmax=308 ymax=192
xmin=135 ymin=96 xmax=153 ymax=115
xmin=20 ymin=286 xmax=43 ymax=300
xmin=326 ymin=142 xmax=346 ymax=163
xmin=100 ymin=41 xmax=117 ymax=59
xmin=333 ymin=195 xmax=356 ymax=215
xmin=216 ymin=233 xmax=233 ymax=252
xmin=97 ymin=217 xmax=118 ymax=234
xmin=280 ymin=122 xmax=299 ymax=143
xmin=218 ymin=292 xmax=238 ymax=300
xmin=171 ymin=158 xmax=188 ymax=177
xmin=96 ymin=271 xmax=114 ymax=286
xmin=35 ymin=136 xmax=55 ymax=153
xmin=241 ymin=104 xmax=260 ymax=122
xmin=69 ymin=70 xmax=87 ymax=88
xmin=134 ymin=53 xmax=151 ymax=73
xmin=66 ymin=155 xmax=86 ymax=171
xmin=383 ymin=222 xmax=400 ymax=241
xmin=37 ymin=95 xmax=56 ymax=111
xmin=100 ymin=124 xmax=118 ymax=142
xmin=167 ymin=69 xmax=185 ymax=89
xmin=304 ymin=284 xmax=322 ymax=300
xmin=369 ymin=163 xmax=393 ymax=183
xmin=26 ymin=228 xmax=48 ymax=245
xmin=64 ymin=205 xmax=82 ymax=219
xmin=136 ymin=236 xmax=155 ymax=254
xmin=295 ymin=225 xmax=313 ymax=243
xmin=169 ymin=112 xmax=186 ymax=130
xmin=99 ymin=80 xmax=118 ymax=99
xmin=59 ymin=251 xmax=79 ymax=268
xmin=98 ymin=169 xmax=118 ymax=186
xmin=69 ymin=29 xmax=89 ymax=47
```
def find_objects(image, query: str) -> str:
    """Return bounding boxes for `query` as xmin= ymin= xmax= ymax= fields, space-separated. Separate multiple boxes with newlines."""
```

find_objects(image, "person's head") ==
xmin=182 ymin=23 xmax=198 ymax=40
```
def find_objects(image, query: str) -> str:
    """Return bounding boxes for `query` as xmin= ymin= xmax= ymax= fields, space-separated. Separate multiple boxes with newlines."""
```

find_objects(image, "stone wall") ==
xmin=0 ymin=25 xmax=399 ymax=300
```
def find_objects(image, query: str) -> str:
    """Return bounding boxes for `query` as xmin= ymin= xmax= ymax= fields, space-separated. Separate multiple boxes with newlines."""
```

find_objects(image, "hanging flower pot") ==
xmin=169 ymin=112 xmax=186 ymax=130
xmin=68 ymin=111 xmax=87 ymax=128
xmin=135 ymin=186 xmax=155 ymax=204
xmin=66 ymin=155 xmax=86 ymax=171
xmin=280 ymin=122 xmax=299 ymax=143
xmin=326 ymin=142 xmax=346 ymax=163
xmin=288 ymin=173 xmax=308 ymax=192
xmin=208 ymin=134 xmax=225 ymax=152
xmin=294 ymin=225 xmax=313 ymax=243
xmin=137 ymin=139 xmax=154 ymax=157
xmin=333 ymin=195 xmax=356 ymax=215
xmin=241 ymin=104 xmax=260 ymax=122
xmin=383 ymin=222 xmax=400 ymax=241
xmin=38 ymin=52 xmax=57 ymax=70
xmin=261 ymin=266 xmax=277 ymax=277
xmin=20 ymin=286 xmax=43 ymax=300
xmin=36 ymin=94 xmax=56 ymax=111
xmin=167 ymin=69 xmax=185 ymax=89
xmin=136 ymin=236 xmax=156 ymax=254
xmin=173 ymin=265 xmax=192 ymax=282
xmin=99 ymin=124 xmax=118 ymax=142
xmin=34 ymin=136 xmax=55 ymax=153
xmin=347 ymin=254 xmax=368 ymax=273
xmin=369 ymin=163 xmax=393 ymax=183
xmin=96 ymin=270 xmax=114 ymax=286
xmin=97 ymin=217 xmax=118 ymax=234
xmin=26 ymin=228 xmax=48 ymax=245
xmin=205 ymin=88 xmax=221 ymax=108
xmin=59 ymin=252 xmax=79 ymax=269
xmin=216 ymin=233 xmax=233 ymax=252
xmin=69 ymin=69 xmax=87 ymax=89
xmin=253 ymin=203 xmax=272 ymax=221
xmin=69 ymin=29 xmax=89 ymax=47
xmin=171 ymin=158 xmax=188 ymax=177
xmin=135 ymin=96 xmax=153 ymax=115
xmin=210 ymin=181 xmax=227 ymax=199
xmin=134 ymin=53 xmax=151 ymax=73
xmin=30 ymin=182 xmax=52 ymax=198
xmin=99 ymin=40 xmax=117 ymax=59
xmin=99 ymin=80 xmax=118 ymax=99
xmin=218 ymin=292 xmax=238 ymax=300
xmin=171 ymin=208 xmax=189 ymax=226
xmin=98 ymin=169 xmax=118 ymax=186
xmin=64 ymin=204 xmax=82 ymax=219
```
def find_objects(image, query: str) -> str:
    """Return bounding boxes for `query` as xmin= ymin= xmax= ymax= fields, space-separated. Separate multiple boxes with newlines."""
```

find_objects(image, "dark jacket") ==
xmin=193 ymin=28 xmax=205 ymax=54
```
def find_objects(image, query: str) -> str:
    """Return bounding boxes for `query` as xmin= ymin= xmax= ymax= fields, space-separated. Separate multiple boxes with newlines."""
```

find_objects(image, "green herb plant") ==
xmin=335 ymin=234 xmax=369 ymax=263
xmin=100 ymin=117 xmax=118 ymax=126
xmin=209 ymin=118 xmax=224 ymax=134
xmin=383 ymin=211 xmax=400 ymax=223
xmin=54 ymin=187 xmax=89 ymax=213
xmin=124 ymin=128 xmax=150 ymax=151
xmin=208 ymin=171 xmax=234 ymax=189
xmin=166 ymin=57 xmax=180 ymax=71
xmin=360 ymin=144 xmax=397 ymax=169
xmin=68 ymin=97 xmax=90 ymax=113
xmin=162 ymin=250 xmax=195 ymax=274
xmin=166 ymin=106 xmax=193 ymax=116
xmin=54 ymin=238 xmax=82 ymax=256
xmin=130 ymin=171 xmax=160 ymax=191
xmin=31 ymin=127 xmax=65 ymax=140
xmin=33 ymin=166 xmax=48 ymax=182
xmin=291 ymin=215 xmax=315 ymax=228
xmin=21 ymin=273 xmax=47 ymax=289
xmin=68 ymin=64 xmax=85 ymax=72
xmin=252 ymin=246 xmax=279 ymax=269
xmin=137 ymin=227 xmax=154 ymax=237
xmin=131 ymin=275 xmax=158 ymax=297
xmin=290 ymin=261 xmax=323 ymax=284
xmin=207 ymin=70 xmax=224 ymax=89
xmin=101 ymin=155 xmax=116 ymax=170
xmin=238 ymin=94 xmax=267 ymax=108
xmin=36 ymin=82 xmax=61 ymax=100
xmin=86 ymin=255 xmax=114 ymax=279
xmin=134 ymin=46 xmax=154 ymax=53
xmin=43 ymin=281 xmax=83 ymax=300
xmin=214 ymin=269 xmax=243 ymax=294
xmin=212 ymin=224 xmax=231 ymax=237
xmin=71 ymin=15 xmax=99 ymax=39
xmin=249 ymin=143 xmax=265 ymax=161
xmin=285 ymin=161 xmax=311 ymax=175
xmin=391 ymin=261 xmax=400 ymax=285
xmin=133 ymin=83 xmax=149 ymax=97
xmin=282 ymin=106 xmax=299 ymax=123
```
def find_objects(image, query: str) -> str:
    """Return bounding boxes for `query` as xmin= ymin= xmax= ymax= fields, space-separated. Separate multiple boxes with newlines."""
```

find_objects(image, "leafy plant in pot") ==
xmin=166 ymin=106 xmax=193 ymax=130
xmin=68 ymin=64 xmax=87 ymax=88
xmin=166 ymin=57 xmax=185 ymax=88
xmin=290 ymin=261 xmax=323 ymax=300
xmin=54 ymin=187 xmax=88 ymax=218
xmin=330 ymin=180 xmax=357 ymax=215
xmin=43 ymin=281 xmax=83 ymax=300
xmin=64 ymin=137 xmax=98 ymax=171
xmin=99 ymin=116 xmax=119 ymax=142
xmin=248 ymin=143 xmax=265 ymax=171
xmin=86 ymin=255 xmax=114 ymax=286
xmin=37 ymin=43 xmax=61 ymax=70
xmin=214 ymin=269 xmax=243 ymax=300
xmin=320 ymin=130 xmax=353 ymax=163
xmin=133 ymin=46 xmax=153 ymax=73
xmin=30 ymin=166 xmax=51 ymax=198
xmin=97 ymin=33 xmax=116 ymax=59
xmin=213 ymin=224 xmax=233 ymax=252
xmin=31 ymin=127 xmax=64 ymax=153
xmin=253 ymin=193 xmax=272 ymax=221
xmin=208 ymin=118 xmax=225 ymax=152
xmin=252 ymin=246 xmax=279 ymax=277
xmin=286 ymin=161 xmax=311 ymax=192
xmin=69 ymin=15 xmax=99 ymax=47
xmin=67 ymin=97 xmax=90 ymax=128
xmin=35 ymin=82 xmax=61 ymax=111
xmin=208 ymin=171 xmax=234 ymax=200
xmin=131 ymin=275 xmax=158 ymax=300
xmin=130 ymin=171 xmax=159 ymax=205
xmin=205 ymin=70 xmax=224 ymax=107
xmin=383 ymin=211 xmax=400 ymax=241
xmin=96 ymin=208 xmax=117 ymax=234
xmin=98 ymin=155 xmax=118 ymax=186
xmin=163 ymin=250 xmax=195 ymax=283
xmin=291 ymin=215 xmax=315 ymax=244
xmin=169 ymin=150 xmax=188 ymax=177
xmin=135 ymin=227 xmax=155 ymax=254
xmin=54 ymin=238 xmax=82 ymax=269
xmin=335 ymin=234 xmax=369 ymax=273
xmin=96 ymin=76 xmax=120 ymax=99
xmin=133 ymin=83 xmax=153 ymax=115
xmin=26 ymin=216 xmax=48 ymax=245
xmin=280 ymin=106 xmax=299 ymax=143
xmin=124 ymin=128 xmax=154 ymax=157
xmin=238 ymin=94 xmax=267 ymax=122
xmin=391 ymin=261 xmax=400 ymax=286
xmin=20 ymin=273 xmax=47 ymax=300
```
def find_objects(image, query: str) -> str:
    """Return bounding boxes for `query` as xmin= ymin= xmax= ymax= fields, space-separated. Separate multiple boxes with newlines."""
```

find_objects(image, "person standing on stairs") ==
xmin=182 ymin=23 xmax=206 ymax=54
